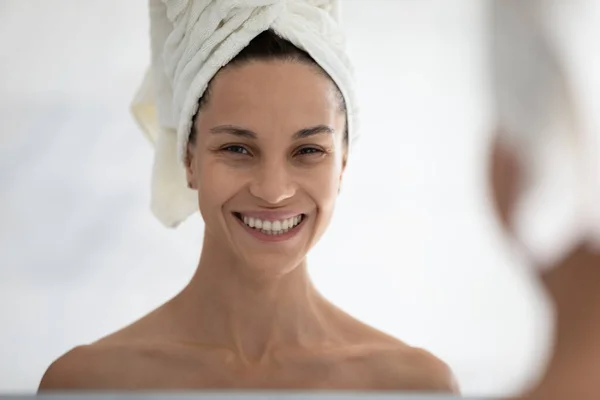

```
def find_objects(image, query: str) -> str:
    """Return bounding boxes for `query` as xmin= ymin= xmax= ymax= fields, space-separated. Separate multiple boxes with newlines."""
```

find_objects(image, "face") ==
xmin=186 ymin=60 xmax=347 ymax=277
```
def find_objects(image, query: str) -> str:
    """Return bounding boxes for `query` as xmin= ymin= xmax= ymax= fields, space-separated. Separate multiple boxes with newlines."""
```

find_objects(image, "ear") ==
xmin=185 ymin=141 xmax=197 ymax=190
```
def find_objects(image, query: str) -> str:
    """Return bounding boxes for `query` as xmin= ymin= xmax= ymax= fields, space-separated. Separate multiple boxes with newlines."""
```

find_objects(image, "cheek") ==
xmin=196 ymin=159 xmax=242 ymax=216
xmin=303 ymin=159 xmax=342 ymax=208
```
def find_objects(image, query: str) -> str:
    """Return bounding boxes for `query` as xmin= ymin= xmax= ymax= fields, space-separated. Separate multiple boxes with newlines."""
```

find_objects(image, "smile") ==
xmin=233 ymin=212 xmax=306 ymax=239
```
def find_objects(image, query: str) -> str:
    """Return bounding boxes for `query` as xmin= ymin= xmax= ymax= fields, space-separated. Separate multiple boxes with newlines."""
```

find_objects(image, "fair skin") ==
xmin=38 ymin=60 xmax=458 ymax=393
xmin=489 ymin=134 xmax=600 ymax=400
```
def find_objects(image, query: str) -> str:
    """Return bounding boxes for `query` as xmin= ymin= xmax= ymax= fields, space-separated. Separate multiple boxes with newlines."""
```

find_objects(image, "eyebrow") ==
xmin=209 ymin=124 xmax=335 ymax=140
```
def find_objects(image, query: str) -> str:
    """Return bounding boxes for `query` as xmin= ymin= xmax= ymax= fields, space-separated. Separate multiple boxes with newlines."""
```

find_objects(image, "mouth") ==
xmin=232 ymin=212 xmax=306 ymax=237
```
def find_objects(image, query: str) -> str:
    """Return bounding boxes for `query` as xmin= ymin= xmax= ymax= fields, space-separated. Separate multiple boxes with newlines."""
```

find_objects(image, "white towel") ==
xmin=131 ymin=0 xmax=359 ymax=228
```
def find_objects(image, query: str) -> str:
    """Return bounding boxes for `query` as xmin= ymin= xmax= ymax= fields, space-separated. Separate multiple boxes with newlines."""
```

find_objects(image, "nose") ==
xmin=249 ymin=162 xmax=296 ymax=205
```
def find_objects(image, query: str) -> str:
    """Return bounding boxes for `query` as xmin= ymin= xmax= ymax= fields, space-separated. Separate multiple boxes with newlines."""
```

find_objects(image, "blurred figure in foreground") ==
xmin=489 ymin=1 xmax=600 ymax=399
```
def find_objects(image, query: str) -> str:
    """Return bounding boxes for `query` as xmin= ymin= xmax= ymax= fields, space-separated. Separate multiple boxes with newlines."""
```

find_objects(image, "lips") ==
xmin=233 ymin=212 xmax=305 ymax=234
xmin=231 ymin=208 xmax=308 ymax=242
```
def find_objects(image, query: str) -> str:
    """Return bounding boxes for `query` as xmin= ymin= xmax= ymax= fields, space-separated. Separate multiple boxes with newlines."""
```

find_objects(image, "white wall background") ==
xmin=0 ymin=0 xmax=555 ymax=396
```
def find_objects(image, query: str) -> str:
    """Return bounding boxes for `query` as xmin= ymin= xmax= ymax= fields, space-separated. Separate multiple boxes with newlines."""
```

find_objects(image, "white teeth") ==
xmin=239 ymin=214 xmax=303 ymax=235
xmin=243 ymin=216 xmax=257 ymax=228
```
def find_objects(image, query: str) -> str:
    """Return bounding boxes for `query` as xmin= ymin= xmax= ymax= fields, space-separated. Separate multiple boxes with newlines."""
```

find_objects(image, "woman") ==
xmin=38 ymin=0 xmax=457 ymax=392
xmin=489 ymin=1 xmax=600 ymax=398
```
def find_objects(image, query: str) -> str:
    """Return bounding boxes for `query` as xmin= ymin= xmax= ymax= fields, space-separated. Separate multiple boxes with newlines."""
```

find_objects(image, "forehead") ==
xmin=198 ymin=60 xmax=343 ymax=133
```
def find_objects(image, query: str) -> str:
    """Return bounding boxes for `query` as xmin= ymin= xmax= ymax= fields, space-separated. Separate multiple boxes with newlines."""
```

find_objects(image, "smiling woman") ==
xmin=37 ymin=0 xmax=457 ymax=393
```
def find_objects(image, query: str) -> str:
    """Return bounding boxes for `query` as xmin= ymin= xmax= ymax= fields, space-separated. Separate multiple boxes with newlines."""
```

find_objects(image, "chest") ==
xmin=114 ymin=349 xmax=376 ymax=390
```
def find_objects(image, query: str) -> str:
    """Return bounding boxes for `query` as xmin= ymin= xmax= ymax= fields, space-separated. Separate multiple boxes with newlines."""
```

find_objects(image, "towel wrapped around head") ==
xmin=131 ymin=0 xmax=358 ymax=228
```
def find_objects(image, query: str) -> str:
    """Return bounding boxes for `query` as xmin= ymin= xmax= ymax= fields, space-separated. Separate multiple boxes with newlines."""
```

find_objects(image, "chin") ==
xmin=238 ymin=252 xmax=307 ymax=279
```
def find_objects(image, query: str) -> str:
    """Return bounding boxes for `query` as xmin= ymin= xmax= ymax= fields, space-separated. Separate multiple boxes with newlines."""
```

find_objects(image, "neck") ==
xmin=174 ymin=230 xmax=339 ymax=364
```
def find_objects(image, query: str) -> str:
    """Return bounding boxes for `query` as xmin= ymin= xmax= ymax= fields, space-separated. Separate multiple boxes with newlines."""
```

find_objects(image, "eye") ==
xmin=222 ymin=145 xmax=250 ymax=155
xmin=295 ymin=147 xmax=324 ymax=156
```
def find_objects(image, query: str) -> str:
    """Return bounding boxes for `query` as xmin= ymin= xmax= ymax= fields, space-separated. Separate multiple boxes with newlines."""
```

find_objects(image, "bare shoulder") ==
xmin=38 ymin=303 xmax=181 ymax=391
xmin=330 ymin=309 xmax=459 ymax=393
xmin=37 ymin=344 xmax=132 ymax=391
xmin=366 ymin=343 xmax=460 ymax=393
xmin=400 ymin=346 xmax=460 ymax=393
